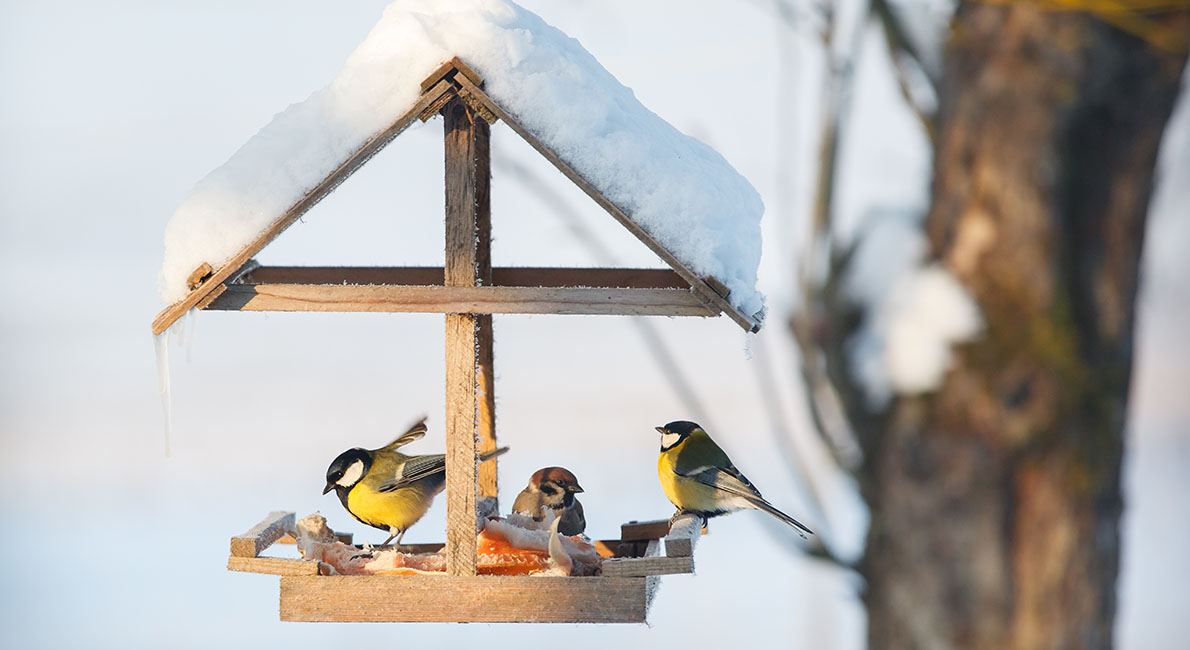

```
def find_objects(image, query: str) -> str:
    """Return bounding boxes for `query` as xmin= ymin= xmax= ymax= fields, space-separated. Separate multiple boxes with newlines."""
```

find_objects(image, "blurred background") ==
xmin=0 ymin=1 xmax=1185 ymax=648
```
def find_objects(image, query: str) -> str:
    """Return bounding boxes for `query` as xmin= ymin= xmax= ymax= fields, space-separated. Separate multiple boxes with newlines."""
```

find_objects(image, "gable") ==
xmin=155 ymin=1 xmax=764 ymax=333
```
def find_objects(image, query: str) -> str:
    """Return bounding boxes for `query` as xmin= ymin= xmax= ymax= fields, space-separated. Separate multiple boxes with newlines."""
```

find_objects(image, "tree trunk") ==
xmin=859 ymin=4 xmax=1188 ymax=649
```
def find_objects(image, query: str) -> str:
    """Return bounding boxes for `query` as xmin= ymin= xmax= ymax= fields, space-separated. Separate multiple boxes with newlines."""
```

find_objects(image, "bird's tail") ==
xmin=479 ymin=446 xmax=510 ymax=462
xmin=747 ymin=496 xmax=814 ymax=539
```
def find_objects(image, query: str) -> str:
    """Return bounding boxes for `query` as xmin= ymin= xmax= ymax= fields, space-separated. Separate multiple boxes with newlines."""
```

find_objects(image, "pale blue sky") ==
xmin=0 ymin=1 xmax=1185 ymax=648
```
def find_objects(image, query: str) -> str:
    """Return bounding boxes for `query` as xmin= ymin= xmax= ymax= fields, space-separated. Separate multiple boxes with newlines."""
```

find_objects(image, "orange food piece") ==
xmin=476 ymin=529 xmax=549 ymax=575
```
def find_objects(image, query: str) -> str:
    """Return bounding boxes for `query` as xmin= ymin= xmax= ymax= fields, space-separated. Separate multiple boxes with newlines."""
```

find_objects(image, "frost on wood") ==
xmin=159 ymin=0 xmax=765 ymax=318
xmin=845 ymin=216 xmax=982 ymax=407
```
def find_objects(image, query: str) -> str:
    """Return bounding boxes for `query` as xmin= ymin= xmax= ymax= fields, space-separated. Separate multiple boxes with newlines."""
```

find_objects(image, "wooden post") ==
xmin=443 ymin=95 xmax=493 ymax=576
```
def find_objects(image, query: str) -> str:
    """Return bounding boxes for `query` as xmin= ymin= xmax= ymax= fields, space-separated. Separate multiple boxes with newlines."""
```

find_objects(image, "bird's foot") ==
xmin=668 ymin=510 xmax=706 ymax=530
xmin=351 ymin=543 xmax=377 ymax=561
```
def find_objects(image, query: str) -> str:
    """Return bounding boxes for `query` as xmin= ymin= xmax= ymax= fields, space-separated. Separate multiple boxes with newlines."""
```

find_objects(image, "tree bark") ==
xmin=859 ymin=4 xmax=1188 ymax=649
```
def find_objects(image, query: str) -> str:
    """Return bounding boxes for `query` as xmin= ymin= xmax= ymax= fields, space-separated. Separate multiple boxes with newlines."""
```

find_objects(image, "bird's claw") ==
xmin=669 ymin=510 xmax=706 ymax=530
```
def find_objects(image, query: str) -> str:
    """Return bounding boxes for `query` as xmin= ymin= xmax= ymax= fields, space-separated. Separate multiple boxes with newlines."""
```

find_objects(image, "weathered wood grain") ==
xmin=600 ymin=555 xmax=694 ymax=577
xmin=619 ymin=519 xmax=672 ymax=542
xmin=279 ymin=575 xmax=648 ymax=623
xmin=202 ymin=284 xmax=714 ymax=316
xmin=275 ymin=531 xmax=355 ymax=546
xmin=186 ymin=262 xmax=213 ymax=289
xmin=227 ymin=556 xmax=328 ymax=576
xmin=664 ymin=512 xmax=703 ymax=557
xmin=236 ymin=266 xmax=689 ymax=289
xmin=443 ymin=95 xmax=486 ymax=577
xmin=419 ymin=56 xmax=483 ymax=93
xmin=229 ymin=511 xmax=294 ymax=558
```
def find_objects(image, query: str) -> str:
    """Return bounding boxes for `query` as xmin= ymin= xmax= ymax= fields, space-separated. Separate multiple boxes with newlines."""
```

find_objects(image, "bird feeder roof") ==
xmin=154 ymin=0 xmax=765 ymax=334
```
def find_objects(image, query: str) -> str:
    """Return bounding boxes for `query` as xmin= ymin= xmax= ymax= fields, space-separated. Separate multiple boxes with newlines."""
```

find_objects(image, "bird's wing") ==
xmin=676 ymin=464 xmax=764 ymax=501
xmin=676 ymin=465 xmax=813 ymax=537
xmin=376 ymin=453 xmax=445 ymax=493
xmin=378 ymin=417 xmax=428 ymax=452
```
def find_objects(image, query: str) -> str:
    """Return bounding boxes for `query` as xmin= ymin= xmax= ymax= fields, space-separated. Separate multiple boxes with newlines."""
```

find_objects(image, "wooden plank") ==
xmin=229 ymin=511 xmax=294 ymax=558
xmin=665 ymin=513 xmax=703 ymax=558
xmin=419 ymin=56 xmax=484 ymax=93
xmin=418 ymin=88 xmax=456 ymax=123
xmin=194 ymin=282 xmax=227 ymax=310
xmin=237 ymin=266 xmax=689 ymax=289
xmin=599 ymin=552 xmax=694 ymax=576
xmin=186 ymin=262 xmax=213 ymax=289
xmin=227 ymin=556 xmax=327 ymax=576
xmin=150 ymin=78 xmax=455 ymax=335
xmin=468 ymin=94 xmax=499 ymax=504
xmin=203 ymin=284 xmax=716 ymax=316
xmin=665 ymin=537 xmax=694 ymax=558
xmin=275 ymin=531 xmax=355 ymax=546
xmin=279 ymin=575 xmax=647 ymax=623
xmin=444 ymin=95 xmax=483 ymax=577
xmin=620 ymin=519 xmax=672 ymax=542
xmin=447 ymin=57 xmax=484 ymax=89
xmin=600 ymin=555 xmax=694 ymax=577
xmin=450 ymin=73 xmax=761 ymax=333
xmin=601 ymin=536 xmax=692 ymax=577
xmin=445 ymin=313 xmax=478 ymax=577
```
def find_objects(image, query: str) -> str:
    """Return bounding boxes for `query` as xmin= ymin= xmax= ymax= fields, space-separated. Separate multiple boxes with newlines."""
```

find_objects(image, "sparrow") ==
xmin=511 ymin=466 xmax=586 ymax=536
xmin=655 ymin=420 xmax=813 ymax=538
xmin=324 ymin=417 xmax=508 ymax=546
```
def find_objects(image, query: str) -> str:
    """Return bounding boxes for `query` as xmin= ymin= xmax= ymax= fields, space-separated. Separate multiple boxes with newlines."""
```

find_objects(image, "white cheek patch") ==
xmin=338 ymin=460 xmax=365 ymax=487
xmin=661 ymin=432 xmax=682 ymax=449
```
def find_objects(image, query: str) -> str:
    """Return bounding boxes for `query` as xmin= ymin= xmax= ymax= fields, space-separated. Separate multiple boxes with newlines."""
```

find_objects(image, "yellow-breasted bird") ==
xmin=323 ymin=417 xmax=508 ymax=546
xmin=511 ymin=467 xmax=586 ymax=536
xmin=656 ymin=420 xmax=813 ymax=538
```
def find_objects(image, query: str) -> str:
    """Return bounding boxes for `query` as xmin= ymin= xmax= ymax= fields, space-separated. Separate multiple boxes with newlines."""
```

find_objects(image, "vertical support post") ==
xmin=443 ymin=95 xmax=493 ymax=576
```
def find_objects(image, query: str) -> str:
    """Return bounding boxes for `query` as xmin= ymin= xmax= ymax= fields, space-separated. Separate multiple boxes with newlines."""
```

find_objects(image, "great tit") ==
xmin=656 ymin=420 xmax=813 ymax=538
xmin=323 ymin=417 xmax=509 ymax=546
xmin=511 ymin=467 xmax=586 ymax=536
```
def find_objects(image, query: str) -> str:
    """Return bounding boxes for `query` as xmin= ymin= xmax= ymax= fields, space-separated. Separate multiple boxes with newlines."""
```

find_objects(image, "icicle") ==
xmin=154 ymin=330 xmax=173 ymax=457
xmin=183 ymin=308 xmax=197 ymax=363
xmin=743 ymin=330 xmax=755 ymax=361
xmin=172 ymin=310 xmax=187 ymax=348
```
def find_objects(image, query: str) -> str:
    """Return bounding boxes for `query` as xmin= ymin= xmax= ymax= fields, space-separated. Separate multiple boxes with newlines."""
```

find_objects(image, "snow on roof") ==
xmin=158 ymin=0 xmax=765 ymax=319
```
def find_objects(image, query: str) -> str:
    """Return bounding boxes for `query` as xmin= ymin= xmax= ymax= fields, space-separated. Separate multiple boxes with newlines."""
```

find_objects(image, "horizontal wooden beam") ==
xmin=600 ymin=555 xmax=694 ymax=577
xmin=280 ymin=575 xmax=649 ymax=623
xmin=203 ymin=284 xmax=717 ymax=317
xmin=620 ymin=519 xmax=673 ymax=542
xmin=229 ymin=511 xmax=293 ymax=558
xmin=240 ymin=266 xmax=691 ymax=290
xmin=227 ymin=556 xmax=329 ymax=576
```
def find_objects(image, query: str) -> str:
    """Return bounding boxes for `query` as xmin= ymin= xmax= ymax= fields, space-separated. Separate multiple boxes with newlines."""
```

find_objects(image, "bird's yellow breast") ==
xmin=346 ymin=482 xmax=434 ymax=533
xmin=658 ymin=444 xmax=722 ymax=512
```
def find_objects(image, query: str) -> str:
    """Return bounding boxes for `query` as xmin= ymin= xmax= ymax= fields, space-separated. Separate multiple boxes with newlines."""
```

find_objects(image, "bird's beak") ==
xmin=322 ymin=483 xmax=334 ymax=495
xmin=570 ymin=484 xmax=584 ymax=494
xmin=655 ymin=426 xmax=668 ymax=434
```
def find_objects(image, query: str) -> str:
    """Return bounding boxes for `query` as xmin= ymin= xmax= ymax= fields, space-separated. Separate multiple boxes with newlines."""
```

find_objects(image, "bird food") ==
xmin=294 ymin=513 xmax=601 ymax=577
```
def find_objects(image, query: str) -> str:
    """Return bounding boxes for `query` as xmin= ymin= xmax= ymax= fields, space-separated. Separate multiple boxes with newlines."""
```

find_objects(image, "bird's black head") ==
xmin=324 ymin=448 xmax=371 ymax=495
xmin=656 ymin=420 xmax=701 ymax=452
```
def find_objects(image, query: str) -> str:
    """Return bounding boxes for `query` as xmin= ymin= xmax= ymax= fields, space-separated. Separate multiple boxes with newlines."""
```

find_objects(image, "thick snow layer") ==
xmin=846 ymin=216 xmax=981 ymax=407
xmin=159 ymin=0 xmax=765 ymax=318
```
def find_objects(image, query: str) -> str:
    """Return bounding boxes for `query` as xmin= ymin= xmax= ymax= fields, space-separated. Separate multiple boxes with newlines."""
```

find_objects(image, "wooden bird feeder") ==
xmin=154 ymin=58 xmax=749 ymax=623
